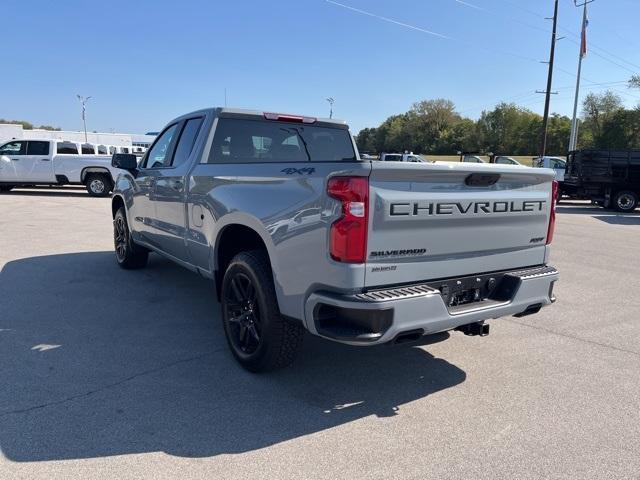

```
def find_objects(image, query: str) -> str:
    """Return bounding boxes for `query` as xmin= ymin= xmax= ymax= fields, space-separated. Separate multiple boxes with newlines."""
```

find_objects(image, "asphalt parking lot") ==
xmin=1 ymin=188 xmax=639 ymax=480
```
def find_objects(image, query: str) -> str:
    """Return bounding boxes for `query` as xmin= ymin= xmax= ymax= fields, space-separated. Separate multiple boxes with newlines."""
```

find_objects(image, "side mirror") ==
xmin=112 ymin=153 xmax=138 ymax=171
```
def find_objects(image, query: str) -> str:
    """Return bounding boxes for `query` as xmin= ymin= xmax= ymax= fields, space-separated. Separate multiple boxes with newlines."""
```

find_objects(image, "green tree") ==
xmin=545 ymin=114 xmax=572 ymax=155
xmin=476 ymin=103 xmax=541 ymax=154
xmin=0 ymin=118 xmax=34 ymax=129
xmin=597 ymin=108 xmax=640 ymax=149
xmin=581 ymin=90 xmax=623 ymax=142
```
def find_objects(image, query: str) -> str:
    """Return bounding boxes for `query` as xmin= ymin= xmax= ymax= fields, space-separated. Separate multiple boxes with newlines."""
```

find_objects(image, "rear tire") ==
xmin=613 ymin=191 xmax=638 ymax=213
xmin=0 ymin=185 xmax=15 ymax=192
xmin=85 ymin=173 xmax=113 ymax=197
xmin=114 ymin=207 xmax=148 ymax=269
xmin=221 ymin=250 xmax=303 ymax=372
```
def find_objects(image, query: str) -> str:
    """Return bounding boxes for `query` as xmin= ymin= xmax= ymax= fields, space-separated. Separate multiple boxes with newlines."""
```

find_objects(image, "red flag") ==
xmin=580 ymin=7 xmax=589 ymax=58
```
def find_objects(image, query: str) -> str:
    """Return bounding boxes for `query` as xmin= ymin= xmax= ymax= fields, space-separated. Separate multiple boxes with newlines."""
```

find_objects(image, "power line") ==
xmin=325 ymin=0 xmax=542 ymax=64
xmin=325 ymin=0 xmax=450 ymax=39
xmin=494 ymin=0 xmax=640 ymax=75
xmin=560 ymin=28 xmax=640 ymax=72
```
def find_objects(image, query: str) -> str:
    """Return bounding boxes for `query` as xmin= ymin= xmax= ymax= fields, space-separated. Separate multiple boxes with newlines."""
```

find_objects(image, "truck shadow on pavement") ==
xmin=0 ymin=252 xmax=466 ymax=461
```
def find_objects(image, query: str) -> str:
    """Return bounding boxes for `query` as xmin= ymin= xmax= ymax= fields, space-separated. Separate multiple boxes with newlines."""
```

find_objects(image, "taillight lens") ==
xmin=327 ymin=176 xmax=369 ymax=263
xmin=546 ymin=180 xmax=559 ymax=244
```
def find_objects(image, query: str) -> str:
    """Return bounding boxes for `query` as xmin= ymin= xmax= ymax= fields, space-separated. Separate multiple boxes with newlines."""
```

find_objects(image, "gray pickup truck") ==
xmin=110 ymin=108 xmax=559 ymax=372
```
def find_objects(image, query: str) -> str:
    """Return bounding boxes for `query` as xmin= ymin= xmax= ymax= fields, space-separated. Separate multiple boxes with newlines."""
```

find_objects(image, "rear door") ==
xmin=365 ymin=162 xmax=555 ymax=287
xmin=25 ymin=141 xmax=55 ymax=182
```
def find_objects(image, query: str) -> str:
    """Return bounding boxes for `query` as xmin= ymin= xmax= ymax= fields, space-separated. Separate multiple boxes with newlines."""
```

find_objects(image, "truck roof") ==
xmin=172 ymin=108 xmax=349 ymax=130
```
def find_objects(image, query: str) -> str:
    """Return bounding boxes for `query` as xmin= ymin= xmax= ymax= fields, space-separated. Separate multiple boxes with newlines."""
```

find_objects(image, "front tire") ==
xmin=221 ymin=250 xmax=303 ymax=372
xmin=114 ymin=207 xmax=148 ymax=269
xmin=85 ymin=173 xmax=113 ymax=197
xmin=613 ymin=191 xmax=638 ymax=213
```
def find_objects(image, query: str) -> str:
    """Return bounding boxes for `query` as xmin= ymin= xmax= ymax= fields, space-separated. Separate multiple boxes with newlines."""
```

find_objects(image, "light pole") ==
xmin=539 ymin=0 xmax=559 ymax=158
xmin=568 ymin=0 xmax=593 ymax=152
xmin=76 ymin=94 xmax=92 ymax=143
xmin=326 ymin=97 xmax=335 ymax=119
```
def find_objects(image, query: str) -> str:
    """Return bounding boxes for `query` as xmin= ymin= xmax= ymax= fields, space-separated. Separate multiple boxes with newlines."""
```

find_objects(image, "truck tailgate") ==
xmin=365 ymin=162 xmax=555 ymax=287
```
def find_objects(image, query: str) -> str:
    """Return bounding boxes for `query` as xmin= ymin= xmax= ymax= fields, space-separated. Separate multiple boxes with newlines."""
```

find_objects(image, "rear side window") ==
xmin=97 ymin=145 xmax=108 ymax=154
xmin=57 ymin=142 xmax=78 ymax=154
xmin=109 ymin=146 xmax=117 ymax=155
xmin=81 ymin=143 xmax=95 ymax=154
xmin=171 ymin=117 xmax=204 ymax=167
xmin=27 ymin=141 xmax=50 ymax=155
xmin=207 ymin=118 xmax=356 ymax=164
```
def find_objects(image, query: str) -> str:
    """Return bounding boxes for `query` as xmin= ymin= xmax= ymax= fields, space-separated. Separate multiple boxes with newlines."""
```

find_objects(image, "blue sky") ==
xmin=2 ymin=0 xmax=640 ymax=134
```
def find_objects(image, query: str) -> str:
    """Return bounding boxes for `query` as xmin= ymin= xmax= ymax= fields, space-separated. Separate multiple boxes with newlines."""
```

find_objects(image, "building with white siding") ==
xmin=0 ymin=124 xmax=156 ymax=150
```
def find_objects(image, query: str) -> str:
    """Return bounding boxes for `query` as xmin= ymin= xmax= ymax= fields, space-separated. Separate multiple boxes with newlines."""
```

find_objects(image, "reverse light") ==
xmin=327 ymin=176 xmax=369 ymax=263
xmin=546 ymin=180 xmax=559 ymax=244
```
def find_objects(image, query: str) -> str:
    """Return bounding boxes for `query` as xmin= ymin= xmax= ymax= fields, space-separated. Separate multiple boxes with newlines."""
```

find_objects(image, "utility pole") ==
xmin=326 ymin=97 xmax=335 ymax=119
xmin=568 ymin=0 xmax=593 ymax=152
xmin=76 ymin=94 xmax=91 ymax=143
xmin=540 ymin=0 xmax=559 ymax=158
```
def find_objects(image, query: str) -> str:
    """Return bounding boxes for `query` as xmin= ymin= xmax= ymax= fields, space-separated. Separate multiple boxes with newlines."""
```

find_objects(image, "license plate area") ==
xmin=427 ymin=272 xmax=521 ymax=308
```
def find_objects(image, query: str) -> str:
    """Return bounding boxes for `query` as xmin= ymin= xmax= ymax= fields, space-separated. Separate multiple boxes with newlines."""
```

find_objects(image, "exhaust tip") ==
xmin=393 ymin=329 xmax=424 ymax=344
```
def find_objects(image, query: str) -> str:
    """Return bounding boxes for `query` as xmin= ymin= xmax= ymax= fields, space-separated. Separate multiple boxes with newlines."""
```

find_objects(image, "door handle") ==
xmin=10 ymin=158 xmax=20 ymax=161
xmin=41 ymin=158 xmax=51 ymax=162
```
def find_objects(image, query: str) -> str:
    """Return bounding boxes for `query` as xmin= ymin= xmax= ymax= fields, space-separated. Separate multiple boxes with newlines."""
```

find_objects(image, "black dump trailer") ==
xmin=564 ymin=149 xmax=640 ymax=212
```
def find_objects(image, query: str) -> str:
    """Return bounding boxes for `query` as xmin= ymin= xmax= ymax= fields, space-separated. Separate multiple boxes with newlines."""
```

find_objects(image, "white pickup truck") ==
xmin=0 ymin=139 xmax=126 ymax=196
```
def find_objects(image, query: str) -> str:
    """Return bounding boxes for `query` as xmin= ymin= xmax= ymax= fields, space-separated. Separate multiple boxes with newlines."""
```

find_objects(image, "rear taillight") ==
xmin=327 ymin=176 xmax=369 ymax=263
xmin=546 ymin=180 xmax=559 ymax=244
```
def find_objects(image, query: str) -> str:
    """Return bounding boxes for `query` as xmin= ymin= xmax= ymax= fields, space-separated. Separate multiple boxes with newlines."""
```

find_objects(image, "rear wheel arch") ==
xmin=81 ymin=166 xmax=114 ymax=184
xmin=215 ymin=224 xmax=274 ymax=300
xmin=112 ymin=195 xmax=125 ymax=218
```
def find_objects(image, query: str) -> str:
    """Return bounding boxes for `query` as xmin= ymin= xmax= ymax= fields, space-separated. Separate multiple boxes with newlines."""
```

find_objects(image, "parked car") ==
xmin=0 ymin=139 xmax=127 ymax=196
xmin=462 ymin=155 xmax=486 ymax=163
xmin=534 ymin=156 xmax=566 ymax=182
xmin=564 ymin=149 xmax=640 ymax=212
xmin=493 ymin=156 xmax=523 ymax=166
xmin=379 ymin=152 xmax=429 ymax=163
xmin=110 ymin=107 xmax=559 ymax=372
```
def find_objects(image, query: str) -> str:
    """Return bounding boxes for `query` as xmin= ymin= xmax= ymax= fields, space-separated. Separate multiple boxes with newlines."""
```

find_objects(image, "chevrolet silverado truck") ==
xmin=0 ymin=139 xmax=125 ymax=196
xmin=110 ymin=108 xmax=559 ymax=372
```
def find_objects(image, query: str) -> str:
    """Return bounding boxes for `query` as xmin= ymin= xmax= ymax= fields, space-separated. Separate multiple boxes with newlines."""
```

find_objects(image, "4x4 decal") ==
xmin=281 ymin=167 xmax=315 ymax=175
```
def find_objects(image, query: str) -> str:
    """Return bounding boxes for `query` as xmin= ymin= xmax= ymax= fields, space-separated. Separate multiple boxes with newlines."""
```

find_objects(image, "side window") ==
xmin=27 ymin=141 xmax=50 ymax=156
xmin=97 ymin=145 xmax=108 ymax=155
xmin=121 ymin=147 xmax=130 ymax=154
xmin=0 ymin=141 xmax=27 ymax=155
xmin=109 ymin=146 xmax=117 ymax=155
xmin=56 ymin=142 xmax=79 ymax=154
xmin=81 ymin=143 xmax=95 ymax=154
xmin=171 ymin=117 xmax=204 ymax=167
xmin=143 ymin=124 xmax=179 ymax=168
